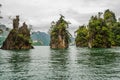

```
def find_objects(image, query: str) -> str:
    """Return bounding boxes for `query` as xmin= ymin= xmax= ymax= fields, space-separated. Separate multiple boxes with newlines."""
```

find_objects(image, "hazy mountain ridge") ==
xmin=31 ymin=31 xmax=75 ymax=46
xmin=31 ymin=31 xmax=50 ymax=46
xmin=0 ymin=24 xmax=10 ymax=45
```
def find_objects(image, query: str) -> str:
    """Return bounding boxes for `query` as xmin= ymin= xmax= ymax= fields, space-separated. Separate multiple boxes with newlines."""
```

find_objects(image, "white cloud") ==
xmin=0 ymin=0 xmax=120 ymax=36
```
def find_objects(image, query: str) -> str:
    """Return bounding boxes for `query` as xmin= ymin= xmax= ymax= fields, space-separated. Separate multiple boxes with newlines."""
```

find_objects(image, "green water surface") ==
xmin=0 ymin=46 xmax=120 ymax=80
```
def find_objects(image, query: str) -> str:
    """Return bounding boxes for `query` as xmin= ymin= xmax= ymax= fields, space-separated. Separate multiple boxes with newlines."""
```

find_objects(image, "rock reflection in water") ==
xmin=8 ymin=50 xmax=31 ymax=80
xmin=49 ymin=49 xmax=70 ymax=80
xmin=76 ymin=48 xmax=119 ymax=80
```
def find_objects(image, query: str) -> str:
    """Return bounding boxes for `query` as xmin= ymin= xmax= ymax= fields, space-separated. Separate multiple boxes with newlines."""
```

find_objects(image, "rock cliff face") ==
xmin=50 ymin=15 xmax=71 ymax=49
xmin=50 ymin=33 xmax=69 ymax=49
xmin=1 ymin=16 xmax=33 ymax=50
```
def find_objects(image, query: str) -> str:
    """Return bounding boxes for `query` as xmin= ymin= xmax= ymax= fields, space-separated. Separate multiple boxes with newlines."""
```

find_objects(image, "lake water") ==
xmin=0 ymin=46 xmax=120 ymax=80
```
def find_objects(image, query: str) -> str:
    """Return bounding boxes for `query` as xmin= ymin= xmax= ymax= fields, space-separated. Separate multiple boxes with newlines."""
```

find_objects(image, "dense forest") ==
xmin=75 ymin=9 xmax=120 ymax=48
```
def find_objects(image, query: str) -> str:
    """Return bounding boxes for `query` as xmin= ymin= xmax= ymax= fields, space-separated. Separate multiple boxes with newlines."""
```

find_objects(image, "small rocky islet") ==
xmin=49 ymin=15 xmax=71 ymax=49
xmin=1 ymin=16 xmax=33 ymax=50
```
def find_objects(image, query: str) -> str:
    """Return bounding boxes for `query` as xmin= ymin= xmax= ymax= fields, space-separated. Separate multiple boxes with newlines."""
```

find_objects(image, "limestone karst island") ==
xmin=49 ymin=15 xmax=71 ymax=49
xmin=1 ymin=16 xmax=33 ymax=50
xmin=75 ymin=9 xmax=120 ymax=48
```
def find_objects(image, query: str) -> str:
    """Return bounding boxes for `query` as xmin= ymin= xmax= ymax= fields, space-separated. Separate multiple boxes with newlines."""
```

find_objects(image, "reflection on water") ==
xmin=89 ymin=49 xmax=117 ymax=66
xmin=76 ymin=48 xmax=120 ymax=80
xmin=49 ymin=49 xmax=70 ymax=80
xmin=0 ymin=46 xmax=120 ymax=80
xmin=0 ymin=50 xmax=31 ymax=80
xmin=77 ymin=48 xmax=117 ymax=66
xmin=9 ymin=50 xmax=31 ymax=80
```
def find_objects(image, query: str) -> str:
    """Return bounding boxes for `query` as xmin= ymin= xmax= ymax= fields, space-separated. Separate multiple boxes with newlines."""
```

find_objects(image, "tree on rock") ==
xmin=1 ymin=16 xmax=33 ymax=50
xmin=49 ymin=15 xmax=71 ymax=49
xmin=88 ymin=14 xmax=112 ymax=48
xmin=111 ymin=21 xmax=120 ymax=46
xmin=75 ymin=25 xmax=88 ymax=47
xmin=75 ymin=9 xmax=118 ymax=48
xmin=104 ymin=9 xmax=116 ymax=26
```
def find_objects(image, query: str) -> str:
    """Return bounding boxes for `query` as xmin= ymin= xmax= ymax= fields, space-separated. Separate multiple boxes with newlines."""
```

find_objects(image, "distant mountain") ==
xmin=31 ymin=31 xmax=50 ymax=46
xmin=70 ymin=37 xmax=75 ymax=46
xmin=31 ymin=31 xmax=75 ymax=46
xmin=0 ymin=24 xmax=10 ymax=45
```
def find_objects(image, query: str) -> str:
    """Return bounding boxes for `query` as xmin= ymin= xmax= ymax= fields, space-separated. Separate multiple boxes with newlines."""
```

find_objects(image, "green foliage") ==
xmin=32 ymin=40 xmax=42 ymax=46
xmin=88 ymin=15 xmax=112 ymax=48
xmin=111 ymin=22 xmax=120 ymax=46
xmin=49 ymin=15 xmax=71 ymax=48
xmin=75 ymin=9 xmax=120 ymax=48
xmin=104 ymin=9 xmax=116 ymax=26
xmin=75 ymin=25 xmax=88 ymax=47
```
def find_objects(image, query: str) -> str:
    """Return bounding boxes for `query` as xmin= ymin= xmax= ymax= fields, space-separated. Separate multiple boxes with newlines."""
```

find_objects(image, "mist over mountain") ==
xmin=31 ymin=31 xmax=50 ymax=46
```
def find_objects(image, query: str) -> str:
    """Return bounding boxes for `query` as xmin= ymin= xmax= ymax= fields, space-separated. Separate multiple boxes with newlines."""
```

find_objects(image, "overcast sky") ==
xmin=0 ymin=0 xmax=120 ymax=35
